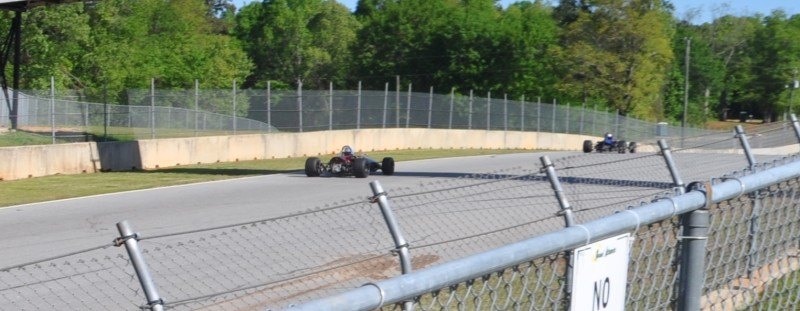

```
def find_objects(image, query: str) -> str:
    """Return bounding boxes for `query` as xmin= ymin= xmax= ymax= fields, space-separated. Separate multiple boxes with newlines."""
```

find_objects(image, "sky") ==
xmin=234 ymin=0 xmax=800 ymax=24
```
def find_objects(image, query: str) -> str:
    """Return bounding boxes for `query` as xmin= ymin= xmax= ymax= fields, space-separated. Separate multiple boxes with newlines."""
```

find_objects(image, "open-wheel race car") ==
xmin=583 ymin=133 xmax=637 ymax=154
xmin=304 ymin=145 xmax=395 ymax=178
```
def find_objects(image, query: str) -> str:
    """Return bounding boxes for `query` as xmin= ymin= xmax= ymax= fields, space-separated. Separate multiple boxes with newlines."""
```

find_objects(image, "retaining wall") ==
xmin=1 ymin=129 xmax=599 ymax=180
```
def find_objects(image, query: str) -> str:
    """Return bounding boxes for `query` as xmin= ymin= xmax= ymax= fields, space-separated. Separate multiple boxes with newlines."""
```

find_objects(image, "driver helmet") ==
xmin=342 ymin=145 xmax=353 ymax=156
xmin=605 ymin=133 xmax=613 ymax=139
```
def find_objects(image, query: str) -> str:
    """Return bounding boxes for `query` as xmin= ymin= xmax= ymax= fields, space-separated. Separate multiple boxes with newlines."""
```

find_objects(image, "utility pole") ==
xmin=682 ymin=37 xmax=691 ymax=129
xmin=791 ymin=68 xmax=798 ymax=115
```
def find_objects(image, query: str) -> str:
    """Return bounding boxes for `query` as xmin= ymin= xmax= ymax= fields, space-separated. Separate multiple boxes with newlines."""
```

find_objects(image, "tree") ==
xmin=749 ymin=11 xmax=800 ymax=121
xmin=558 ymin=0 xmax=674 ymax=120
xmin=233 ymin=0 xmax=359 ymax=89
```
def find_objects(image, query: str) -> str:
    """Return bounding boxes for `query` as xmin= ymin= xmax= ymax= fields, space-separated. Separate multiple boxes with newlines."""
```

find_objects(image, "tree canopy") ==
xmin=2 ymin=0 xmax=799 ymax=123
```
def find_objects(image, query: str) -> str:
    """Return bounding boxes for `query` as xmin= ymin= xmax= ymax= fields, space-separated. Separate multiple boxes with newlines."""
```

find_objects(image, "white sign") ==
xmin=570 ymin=233 xmax=633 ymax=311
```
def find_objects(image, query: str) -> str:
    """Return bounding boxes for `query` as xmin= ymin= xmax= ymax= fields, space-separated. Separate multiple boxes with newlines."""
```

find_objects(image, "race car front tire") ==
xmin=353 ymin=158 xmax=370 ymax=178
xmin=305 ymin=157 xmax=322 ymax=177
xmin=629 ymin=142 xmax=637 ymax=153
xmin=381 ymin=157 xmax=395 ymax=175
xmin=617 ymin=140 xmax=627 ymax=154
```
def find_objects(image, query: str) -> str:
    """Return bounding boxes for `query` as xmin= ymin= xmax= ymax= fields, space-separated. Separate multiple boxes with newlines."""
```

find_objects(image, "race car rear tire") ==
xmin=582 ymin=140 xmax=593 ymax=153
xmin=381 ymin=157 xmax=395 ymax=175
xmin=618 ymin=140 xmax=627 ymax=154
xmin=305 ymin=157 xmax=322 ymax=177
xmin=353 ymin=158 xmax=370 ymax=178
xmin=629 ymin=142 xmax=637 ymax=153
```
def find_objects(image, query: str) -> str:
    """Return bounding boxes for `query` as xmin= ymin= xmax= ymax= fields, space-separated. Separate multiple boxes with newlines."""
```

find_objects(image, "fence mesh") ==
xmin=2 ymin=88 xmax=721 ymax=143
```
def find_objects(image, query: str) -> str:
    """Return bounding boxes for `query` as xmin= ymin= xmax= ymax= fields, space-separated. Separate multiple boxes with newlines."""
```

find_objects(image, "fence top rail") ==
xmin=288 ymin=155 xmax=800 ymax=311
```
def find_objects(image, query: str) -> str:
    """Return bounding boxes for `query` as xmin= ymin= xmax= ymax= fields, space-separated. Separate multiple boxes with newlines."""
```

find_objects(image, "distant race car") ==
xmin=304 ymin=145 xmax=395 ymax=178
xmin=583 ymin=133 xmax=637 ymax=154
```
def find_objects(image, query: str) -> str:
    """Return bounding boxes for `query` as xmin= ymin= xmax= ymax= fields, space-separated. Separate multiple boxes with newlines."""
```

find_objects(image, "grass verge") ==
xmin=0 ymin=148 xmax=535 ymax=208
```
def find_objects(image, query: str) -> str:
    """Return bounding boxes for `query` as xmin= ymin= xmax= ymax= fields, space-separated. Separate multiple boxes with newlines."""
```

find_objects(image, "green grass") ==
xmin=0 ymin=130 xmax=64 ymax=146
xmin=0 ymin=148 xmax=535 ymax=208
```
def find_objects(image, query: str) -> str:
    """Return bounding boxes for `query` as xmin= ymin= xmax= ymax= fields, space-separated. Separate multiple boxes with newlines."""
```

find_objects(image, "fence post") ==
xmin=658 ymin=139 xmax=685 ymax=194
xmin=448 ymin=88 xmax=454 ymax=129
xmin=50 ymin=76 xmax=55 ymax=144
xmin=676 ymin=197 xmax=710 ymax=311
xmin=580 ymin=102 xmax=585 ymax=135
xmin=537 ymin=97 xmax=541 ymax=133
xmin=396 ymin=75 xmax=400 ymax=128
xmin=551 ymin=99 xmax=556 ymax=133
xmin=735 ymin=125 xmax=761 ymax=277
xmin=735 ymin=125 xmax=756 ymax=168
xmin=405 ymin=83 xmax=411 ymax=128
xmin=328 ymin=81 xmax=332 ymax=131
xmin=369 ymin=181 xmax=414 ymax=311
xmin=150 ymin=78 xmax=155 ymax=139
xmin=297 ymin=79 xmax=303 ymax=132
xmin=486 ymin=91 xmax=491 ymax=131
xmin=521 ymin=95 xmax=525 ymax=132
xmin=266 ymin=80 xmax=272 ymax=133
xmin=592 ymin=104 xmax=597 ymax=134
xmin=103 ymin=84 xmax=108 ymax=141
xmin=232 ymin=79 xmax=237 ymax=135
xmin=383 ymin=82 xmax=389 ymax=128
xmin=791 ymin=114 xmax=800 ymax=143
xmin=614 ymin=109 xmax=620 ymax=137
xmin=357 ymin=81 xmax=362 ymax=130
xmin=427 ymin=86 xmax=433 ymax=129
xmin=194 ymin=79 xmax=199 ymax=136
xmin=540 ymin=155 xmax=577 ymax=299
xmin=468 ymin=89 xmax=473 ymax=130
xmin=503 ymin=93 xmax=508 ymax=131
xmin=115 ymin=220 xmax=164 ymax=311
xmin=565 ymin=102 xmax=570 ymax=134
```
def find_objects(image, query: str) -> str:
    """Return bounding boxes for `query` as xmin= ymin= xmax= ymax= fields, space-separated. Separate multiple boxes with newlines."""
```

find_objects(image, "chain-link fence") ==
xmin=0 ymin=84 xmax=716 ymax=143
xmin=1 ymin=118 xmax=798 ymax=310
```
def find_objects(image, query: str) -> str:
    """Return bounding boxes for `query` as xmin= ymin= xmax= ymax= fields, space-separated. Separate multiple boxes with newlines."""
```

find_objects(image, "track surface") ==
xmin=0 ymin=151 xmax=572 ymax=268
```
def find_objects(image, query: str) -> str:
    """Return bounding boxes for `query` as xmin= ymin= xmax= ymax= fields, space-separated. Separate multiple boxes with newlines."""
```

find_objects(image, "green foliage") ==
xmin=233 ymin=0 xmax=359 ymax=89
xmin=2 ymin=0 xmax=800 ymax=125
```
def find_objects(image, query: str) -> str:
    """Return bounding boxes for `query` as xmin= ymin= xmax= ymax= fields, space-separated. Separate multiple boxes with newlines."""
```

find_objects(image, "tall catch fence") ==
xmin=1 ymin=84 xmax=714 ymax=143
xmin=1 ymin=115 xmax=799 ymax=310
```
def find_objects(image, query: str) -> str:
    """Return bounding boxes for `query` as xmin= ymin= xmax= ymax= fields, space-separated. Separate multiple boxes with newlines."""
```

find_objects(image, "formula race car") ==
xmin=304 ymin=145 xmax=395 ymax=178
xmin=583 ymin=133 xmax=637 ymax=154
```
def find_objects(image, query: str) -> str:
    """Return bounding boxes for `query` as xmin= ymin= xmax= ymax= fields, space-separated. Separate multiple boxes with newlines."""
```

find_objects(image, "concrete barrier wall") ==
xmin=0 ymin=129 xmax=599 ymax=180
xmin=0 ymin=142 xmax=99 ymax=180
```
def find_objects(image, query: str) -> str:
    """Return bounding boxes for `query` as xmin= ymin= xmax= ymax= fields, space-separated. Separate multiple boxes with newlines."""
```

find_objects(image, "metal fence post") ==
xmin=551 ymin=99 xmax=556 ymax=133
xmin=297 ymin=79 xmax=303 ymax=132
xmin=540 ymin=155 xmax=577 ymax=300
xmin=677 ymin=200 xmax=710 ymax=311
xmin=486 ymin=91 xmax=491 ymax=131
xmin=396 ymin=75 xmax=400 ymax=128
xmin=49 ymin=76 xmax=55 ymax=144
xmin=735 ymin=125 xmax=761 ymax=277
xmin=357 ymin=81 xmax=362 ymax=130
xmin=658 ymin=139 xmax=685 ymax=194
xmin=537 ymin=97 xmax=541 ymax=133
xmin=427 ymin=86 xmax=433 ymax=129
xmin=194 ymin=79 xmax=199 ymax=136
xmin=580 ymin=102 xmax=585 ymax=135
xmin=520 ymin=95 xmax=525 ymax=132
xmin=468 ymin=89 xmax=473 ymax=130
xmin=115 ymin=220 xmax=164 ymax=311
xmin=735 ymin=125 xmax=756 ymax=168
xmin=150 ymin=78 xmax=155 ymax=139
xmin=791 ymin=114 xmax=800 ymax=143
xmin=503 ymin=94 xmax=508 ymax=131
xmin=328 ymin=81 xmax=332 ymax=131
xmin=405 ymin=83 xmax=411 ymax=128
xmin=448 ymin=88 xmax=454 ymax=129
xmin=383 ymin=82 xmax=389 ymax=128
xmin=565 ymin=102 xmax=570 ymax=134
xmin=232 ymin=79 xmax=237 ymax=135
xmin=369 ymin=181 xmax=414 ymax=311
xmin=614 ymin=109 xmax=620 ymax=137
xmin=592 ymin=104 xmax=597 ymax=134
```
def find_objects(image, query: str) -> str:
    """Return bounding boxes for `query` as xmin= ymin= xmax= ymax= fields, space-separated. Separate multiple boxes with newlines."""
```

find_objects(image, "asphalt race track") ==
xmin=0 ymin=151 xmax=573 ymax=268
